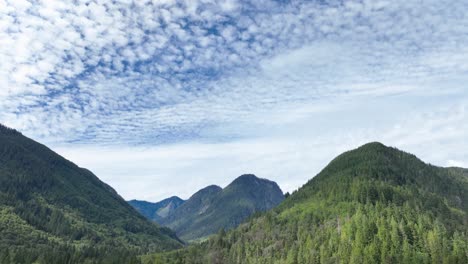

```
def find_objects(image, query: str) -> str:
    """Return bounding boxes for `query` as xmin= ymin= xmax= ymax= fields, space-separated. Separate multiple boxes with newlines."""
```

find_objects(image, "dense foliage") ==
xmin=129 ymin=197 xmax=185 ymax=223
xmin=160 ymin=175 xmax=284 ymax=242
xmin=0 ymin=124 xmax=182 ymax=263
xmin=143 ymin=143 xmax=468 ymax=264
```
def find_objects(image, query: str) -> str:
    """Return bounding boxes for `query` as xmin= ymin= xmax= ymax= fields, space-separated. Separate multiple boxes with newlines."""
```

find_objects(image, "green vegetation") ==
xmin=143 ymin=142 xmax=468 ymax=264
xmin=160 ymin=175 xmax=284 ymax=241
xmin=0 ymin=124 xmax=182 ymax=263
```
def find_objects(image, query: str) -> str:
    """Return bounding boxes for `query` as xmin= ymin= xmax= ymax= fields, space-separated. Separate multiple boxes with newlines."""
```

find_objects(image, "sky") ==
xmin=1 ymin=0 xmax=467 ymax=202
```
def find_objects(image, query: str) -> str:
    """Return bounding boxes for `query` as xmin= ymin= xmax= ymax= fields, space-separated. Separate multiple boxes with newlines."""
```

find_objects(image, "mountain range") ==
xmin=143 ymin=142 xmax=468 ymax=264
xmin=131 ymin=174 xmax=284 ymax=241
xmin=2 ymin=123 xmax=467 ymax=264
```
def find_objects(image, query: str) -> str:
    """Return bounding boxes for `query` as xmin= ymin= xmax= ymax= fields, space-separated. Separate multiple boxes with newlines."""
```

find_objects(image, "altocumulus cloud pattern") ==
xmin=1 ymin=0 xmax=468 ymax=146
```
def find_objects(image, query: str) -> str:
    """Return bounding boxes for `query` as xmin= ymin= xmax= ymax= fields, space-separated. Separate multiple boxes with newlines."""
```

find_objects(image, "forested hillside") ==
xmin=143 ymin=142 xmax=468 ymax=264
xmin=0 ymin=124 xmax=182 ymax=264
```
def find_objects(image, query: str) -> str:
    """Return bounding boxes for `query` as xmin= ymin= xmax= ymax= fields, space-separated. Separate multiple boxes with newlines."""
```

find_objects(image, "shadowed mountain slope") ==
xmin=160 ymin=175 xmax=284 ymax=241
xmin=129 ymin=196 xmax=185 ymax=223
xmin=0 ymin=124 xmax=182 ymax=264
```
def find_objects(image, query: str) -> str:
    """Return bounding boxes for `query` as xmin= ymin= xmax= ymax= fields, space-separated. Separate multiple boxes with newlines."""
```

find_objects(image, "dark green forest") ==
xmin=143 ymin=143 xmax=468 ymax=264
xmin=0 ymin=124 xmax=182 ymax=263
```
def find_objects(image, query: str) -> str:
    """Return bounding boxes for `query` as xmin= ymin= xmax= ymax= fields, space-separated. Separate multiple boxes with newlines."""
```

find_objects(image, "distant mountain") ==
xmin=0 ymin=124 xmax=182 ymax=264
xmin=129 ymin=196 xmax=185 ymax=223
xmin=144 ymin=142 xmax=468 ymax=264
xmin=160 ymin=175 xmax=284 ymax=241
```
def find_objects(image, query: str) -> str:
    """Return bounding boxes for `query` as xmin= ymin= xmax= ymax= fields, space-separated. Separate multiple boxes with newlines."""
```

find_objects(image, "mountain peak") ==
xmin=128 ymin=196 xmax=185 ymax=223
xmin=323 ymin=142 xmax=418 ymax=174
xmin=161 ymin=196 xmax=185 ymax=203
xmin=190 ymin=185 xmax=222 ymax=198
xmin=231 ymin=174 xmax=260 ymax=183
xmin=0 ymin=123 xmax=21 ymax=136
xmin=357 ymin=141 xmax=387 ymax=150
xmin=160 ymin=175 xmax=284 ymax=241
xmin=203 ymin=184 xmax=223 ymax=190
xmin=287 ymin=142 xmax=467 ymax=211
xmin=341 ymin=142 xmax=397 ymax=158
xmin=230 ymin=174 xmax=277 ymax=187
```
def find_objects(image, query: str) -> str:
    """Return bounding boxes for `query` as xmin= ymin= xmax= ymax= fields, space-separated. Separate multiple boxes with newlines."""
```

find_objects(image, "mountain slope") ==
xmin=160 ymin=175 xmax=284 ymax=241
xmin=129 ymin=196 xmax=185 ymax=223
xmin=144 ymin=142 xmax=468 ymax=264
xmin=0 ymin=124 xmax=182 ymax=263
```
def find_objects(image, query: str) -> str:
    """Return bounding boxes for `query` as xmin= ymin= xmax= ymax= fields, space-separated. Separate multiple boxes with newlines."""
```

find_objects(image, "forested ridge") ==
xmin=0 ymin=124 xmax=182 ymax=263
xmin=143 ymin=142 xmax=468 ymax=264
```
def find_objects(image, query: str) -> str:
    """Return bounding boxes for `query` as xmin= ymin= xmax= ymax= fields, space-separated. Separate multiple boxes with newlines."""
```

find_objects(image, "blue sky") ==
xmin=1 ymin=0 xmax=467 ymax=201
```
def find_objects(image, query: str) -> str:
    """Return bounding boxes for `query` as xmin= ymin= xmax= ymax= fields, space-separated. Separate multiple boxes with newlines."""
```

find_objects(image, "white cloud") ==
xmin=52 ymin=93 xmax=468 ymax=201
xmin=1 ymin=0 xmax=467 ymax=201
xmin=447 ymin=160 xmax=468 ymax=168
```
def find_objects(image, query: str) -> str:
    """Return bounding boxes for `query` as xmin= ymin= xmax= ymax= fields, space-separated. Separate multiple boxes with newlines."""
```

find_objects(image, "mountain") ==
xmin=128 ymin=196 xmax=185 ymax=223
xmin=159 ymin=175 xmax=284 ymax=241
xmin=144 ymin=142 xmax=468 ymax=264
xmin=0 ymin=124 xmax=182 ymax=264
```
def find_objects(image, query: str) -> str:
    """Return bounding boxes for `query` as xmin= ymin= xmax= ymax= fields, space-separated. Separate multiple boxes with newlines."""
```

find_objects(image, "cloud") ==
xmin=52 ymin=93 xmax=468 ymax=201
xmin=447 ymin=160 xmax=468 ymax=168
xmin=1 ymin=0 xmax=468 ymax=144
xmin=1 ymin=0 xmax=467 ymax=200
